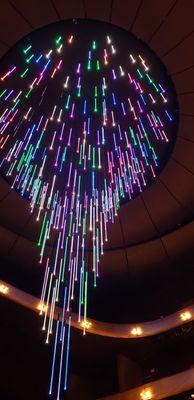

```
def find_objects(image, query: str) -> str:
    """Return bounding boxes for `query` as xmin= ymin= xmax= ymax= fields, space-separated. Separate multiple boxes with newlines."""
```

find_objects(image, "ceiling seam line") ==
xmin=171 ymin=157 xmax=194 ymax=175
xmin=0 ymin=189 xmax=12 ymax=203
xmin=158 ymin=176 xmax=192 ymax=213
xmin=1 ymin=215 xmax=194 ymax=253
xmin=118 ymin=214 xmax=131 ymax=274
xmin=178 ymin=136 xmax=194 ymax=143
xmin=0 ymin=39 xmax=10 ymax=48
xmin=140 ymin=194 xmax=159 ymax=236
xmin=171 ymin=65 xmax=194 ymax=76
xmin=129 ymin=0 xmax=143 ymax=32
xmin=109 ymin=0 xmax=114 ymax=23
xmin=148 ymin=0 xmax=178 ymax=44
xmin=161 ymin=29 xmax=194 ymax=59
xmin=140 ymin=195 xmax=172 ymax=264
xmin=50 ymin=0 xmax=61 ymax=20
xmin=177 ymin=91 xmax=194 ymax=95
xmin=180 ymin=113 xmax=194 ymax=117
xmin=8 ymin=0 xmax=34 ymax=29
xmin=82 ymin=0 xmax=87 ymax=19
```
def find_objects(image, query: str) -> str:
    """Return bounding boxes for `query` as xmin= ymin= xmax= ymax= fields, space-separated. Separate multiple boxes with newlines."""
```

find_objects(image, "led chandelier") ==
xmin=0 ymin=19 xmax=178 ymax=399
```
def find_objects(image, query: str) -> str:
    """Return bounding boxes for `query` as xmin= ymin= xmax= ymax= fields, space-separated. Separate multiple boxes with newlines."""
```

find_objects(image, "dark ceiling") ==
xmin=0 ymin=0 xmax=194 ymax=399
xmin=0 ymin=0 xmax=194 ymax=324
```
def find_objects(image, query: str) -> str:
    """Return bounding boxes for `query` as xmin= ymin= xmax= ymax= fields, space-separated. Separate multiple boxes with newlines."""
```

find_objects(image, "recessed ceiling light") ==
xmin=180 ymin=311 xmax=192 ymax=321
xmin=140 ymin=387 xmax=153 ymax=399
xmin=0 ymin=283 xmax=9 ymax=295
xmin=131 ymin=326 xmax=142 ymax=336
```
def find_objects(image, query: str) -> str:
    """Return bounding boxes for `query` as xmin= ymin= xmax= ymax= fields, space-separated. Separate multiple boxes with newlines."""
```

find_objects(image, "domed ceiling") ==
xmin=0 ymin=0 xmax=194 ymax=326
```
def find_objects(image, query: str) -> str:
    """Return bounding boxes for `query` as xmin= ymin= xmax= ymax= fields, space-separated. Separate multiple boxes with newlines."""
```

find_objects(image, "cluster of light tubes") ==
xmin=0 ymin=32 xmax=174 ymax=399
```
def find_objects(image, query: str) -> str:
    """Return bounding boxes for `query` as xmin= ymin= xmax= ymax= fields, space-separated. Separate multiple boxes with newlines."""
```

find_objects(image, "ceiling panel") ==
xmin=0 ymin=42 xmax=8 ymax=58
xmin=163 ymin=221 xmax=194 ymax=258
xmin=98 ymin=247 xmax=128 ymax=277
xmin=53 ymin=0 xmax=84 ymax=19
xmin=160 ymin=159 xmax=194 ymax=211
xmin=178 ymin=114 xmax=194 ymax=141
xmin=141 ymin=179 xmax=189 ymax=233
xmin=103 ymin=214 xmax=123 ymax=249
xmin=0 ymin=1 xmax=30 ymax=45
xmin=0 ymin=176 xmax=11 ymax=199
xmin=7 ymin=234 xmax=39 ymax=268
xmin=0 ymin=189 xmax=30 ymax=234
xmin=172 ymin=137 xmax=194 ymax=174
xmin=111 ymin=0 xmax=139 ymax=31
xmin=164 ymin=32 xmax=194 ymax=74
xmin=132 ymin=0 xmax=174 ymax=42
xmin=173 ymin=68 xmax=194 ymax=93
xmin=10 ymin=0 xmax=58 ymax=29
xmin=126 ymin=238 xmax=168 ymax=276
xmin=150 ymin=0 xmax=194 ymax=57
xmin=0 ymin=225 xmax=16 ymax=254
xmin=178 ymin=93 xmax=194 ymax=115
xmin=120 ymin=196 xmax=157 ymax=245
xmin=85 ymin=0 xmax=111 ymax=21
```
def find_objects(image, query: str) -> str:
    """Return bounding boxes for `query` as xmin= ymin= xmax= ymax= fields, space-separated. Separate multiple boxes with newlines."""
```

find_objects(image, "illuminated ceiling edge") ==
xmin=0 ymin=279 xmax=193 ymax=338
xmin=98 ymin=367 xmax=194 ymax=400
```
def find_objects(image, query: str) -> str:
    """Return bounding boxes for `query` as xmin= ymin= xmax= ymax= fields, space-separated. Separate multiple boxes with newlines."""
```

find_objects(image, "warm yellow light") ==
xmin=131 ymin=326 xmax=142 ymax=336
xmin=180 ymin=311 xmax=192 ymax=322
xmin=81 ymin=320 xmax=92 ymax=330
xmin=140 ymin=387 xmax=153 ymax=400
xmin=191 ymin=394 xmax=194 ymax=398
xmin=0 ymin=283 xmax=9 ymax=295
xmin=37 ymin=302 xmax=48 ymax=313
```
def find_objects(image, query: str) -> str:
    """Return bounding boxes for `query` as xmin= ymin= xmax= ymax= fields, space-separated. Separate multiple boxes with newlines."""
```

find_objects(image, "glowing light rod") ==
xmin=0 ymin=27 xmax=176 ymax=399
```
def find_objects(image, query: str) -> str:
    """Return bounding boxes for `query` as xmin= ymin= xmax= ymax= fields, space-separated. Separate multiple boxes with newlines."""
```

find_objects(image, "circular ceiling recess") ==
xmin=0 ymin=19 xmax=179 ymax=325
xmin=0 ymin=19 xmax=178 ymax=203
